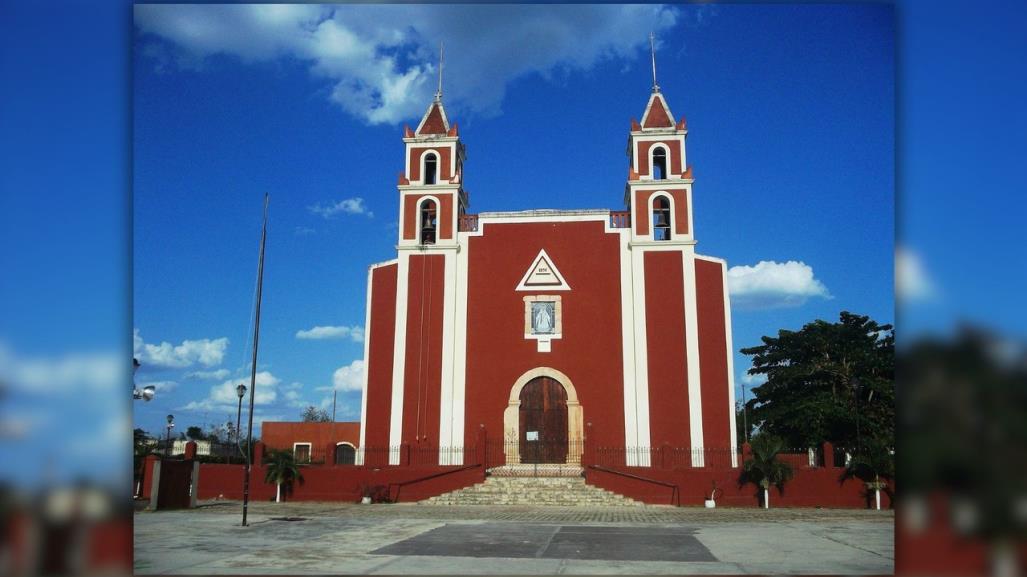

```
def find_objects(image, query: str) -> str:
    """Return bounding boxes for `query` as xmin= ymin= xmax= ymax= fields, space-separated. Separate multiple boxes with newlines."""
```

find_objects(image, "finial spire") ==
xmin=649 ymin=32 xmax=660 ymax=93
xmin=434 ymin=41 xmax=444 ymax=102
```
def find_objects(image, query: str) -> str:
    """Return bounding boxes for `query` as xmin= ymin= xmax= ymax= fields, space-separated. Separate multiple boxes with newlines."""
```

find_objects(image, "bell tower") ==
xmin=397 ymin=46 xmax=467 ymax=249
xmin=624 ymin=34 xmax=694 ymax=244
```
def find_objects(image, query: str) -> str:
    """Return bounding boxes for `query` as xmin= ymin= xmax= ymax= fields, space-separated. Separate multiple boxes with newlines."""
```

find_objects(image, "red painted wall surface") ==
xmin=586 ymin=464 xmax=895 ymax=509
xmin=402 ymin=254 xmax=446 ymax=446
xmin=196 ymin=462 xmax=483 ymax=503
xmin=633 ymin=189 xmax=689 ymax=236
xmin=364 ymin=264 xmax=397 ymax=448
xmin=408 ymin=146 xmax=452 ymax=182
xmin=403 ymin=192 xmax=454 ymax=241
xmin=262 ymin=422 xmax=360 ymax=450
xmin=644 ymin=251 xmax=691 ymax=447
xmin=695 ymin=258 xmax=733 ymax=450
xmin=463 ymin=220 xmax=625 ymax=448
xmin=635 ymin=140 xmax=683 ymax=178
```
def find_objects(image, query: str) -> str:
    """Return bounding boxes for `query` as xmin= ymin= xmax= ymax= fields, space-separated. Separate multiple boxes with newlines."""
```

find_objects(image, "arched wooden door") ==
xmin=518 ymin=376 xmax=568 ymax=464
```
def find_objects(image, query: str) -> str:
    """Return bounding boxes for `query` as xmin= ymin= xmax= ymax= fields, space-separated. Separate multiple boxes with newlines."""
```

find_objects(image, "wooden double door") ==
xmin=518 ymin=376 xmax=568 ymax=464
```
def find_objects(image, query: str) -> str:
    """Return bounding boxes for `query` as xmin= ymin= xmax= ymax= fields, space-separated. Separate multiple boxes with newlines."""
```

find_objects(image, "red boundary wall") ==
xmin=190 ymin=439 xmax=892 ymax=509
xmin=196 ymin=440 xmax=487 ymax=504
xmin=582 ymin=443 xmax=895 ymax=509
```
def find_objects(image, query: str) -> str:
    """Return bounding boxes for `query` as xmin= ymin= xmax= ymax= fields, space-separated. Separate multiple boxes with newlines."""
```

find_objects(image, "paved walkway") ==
xmin=134 ymin=500 xmax=893 ymax=574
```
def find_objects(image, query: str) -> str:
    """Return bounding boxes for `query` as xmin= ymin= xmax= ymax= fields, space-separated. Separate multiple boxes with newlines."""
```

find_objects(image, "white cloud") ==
xmin=134 ymin=4 xmax=682 ymax=124
xmin=133 ymin=329 xmax=228 ymax=368
xmin=294 ymin=226 xmax=316 ymax=236
xmin=309 ymin=198 xmax=372 ymax=218
xmin=0 ymin=342 xmax=120 ymax=394
xmin=740 ymin=372 xmax=767 ymax=387
xmin=727 ymin=260 xmax=832 ymax=309
xmin=329 ymin=360 xmax=365 ymax=392
xmin=295 ymin=325 xmax=364 ymax=342
xmin=180 ymin=371 xmax=279 ymax=412
xmin=895 ymin=246 xmax=937 ymax=303
xmin=185 ymin=368 xmax=230 ymax=380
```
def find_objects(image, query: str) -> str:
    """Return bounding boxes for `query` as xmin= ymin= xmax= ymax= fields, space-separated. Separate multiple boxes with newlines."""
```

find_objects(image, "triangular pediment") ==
xmin=516 ymin=249 xmax=571 ymax=291
xmin=641 ymin=92 xmax=674 ymax=129
xmin=416 ymin=101 xmax=450 ymax=135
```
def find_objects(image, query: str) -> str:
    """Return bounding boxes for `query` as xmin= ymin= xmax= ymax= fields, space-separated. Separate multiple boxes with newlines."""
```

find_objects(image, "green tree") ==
xmin=840 ymin=440 xmax=894 ymax=510
xmin=263 ymin=449 xmax=304 ymax=503
xmin=741 ymin=311 xmax=894 ymax=449
xmin=739 ymin=434 xmax=794 ymax=508
xmin=300 ymin=405 xmax=331 ymax=422
xmin=186 ymin=426 xmax=207 ymax=440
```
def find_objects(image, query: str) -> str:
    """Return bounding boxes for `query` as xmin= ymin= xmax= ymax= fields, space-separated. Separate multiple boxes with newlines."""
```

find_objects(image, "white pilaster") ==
xmin=626 ymin=243 xmax=652 ymax=467
xmin=388 ymin=253 xmax=411 ymax=464
xmin=682 ymin=248 xmax=705 ymax=466
xmin=437 ymin=249 xmax=459 ymax=464
xmin=356 ymin=265 xmax=376 ymax=466
xmin=720 ymin=259 xmax=739 ymax=467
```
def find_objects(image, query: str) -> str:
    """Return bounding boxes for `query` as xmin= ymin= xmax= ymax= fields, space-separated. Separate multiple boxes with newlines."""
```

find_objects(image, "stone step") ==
xmin=418 ymin=476 xmax=643 ymax=507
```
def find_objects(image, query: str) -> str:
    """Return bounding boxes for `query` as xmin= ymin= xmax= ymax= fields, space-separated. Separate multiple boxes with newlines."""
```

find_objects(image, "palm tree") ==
xmin=840 ymin=441 xmax=893 ymax=510
xmin=739 ymin=435 xmax=794 ymax=508
xmin=263 ymin=449 xmax=304 ymax=503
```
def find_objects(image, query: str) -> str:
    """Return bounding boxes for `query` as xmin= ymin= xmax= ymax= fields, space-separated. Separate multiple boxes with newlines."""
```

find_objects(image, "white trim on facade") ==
xmin=387 ymin=253 xmax=411 ymax=464
xmin=627 ymin=243 xmax=652 ymax=466
xmin=515 ymin=248 xmax=572 ymax=291
xmin=449 ymin=229 xmax=470 ymax=464
xmin=419 ymin=149 xmax=441 ymax=186
xmin=646 ymin=191 xmax=676 ymax=242
xmin=644 ymin=143 xmax=672 ymax=181
xmin=357 ymin=264 xmax=376 ymax=466
xmin=682 ymin=248 xmax=705 ymax=466
xmin=415 ymin=195 xmax=443 ymax=245
xmin=436 ymin=250 xmax=459 ymax=464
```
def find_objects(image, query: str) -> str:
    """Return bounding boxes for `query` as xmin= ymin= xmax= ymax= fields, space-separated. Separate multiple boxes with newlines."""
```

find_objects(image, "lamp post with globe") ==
xmin=235 ymin=384 xmax=247 ymax=457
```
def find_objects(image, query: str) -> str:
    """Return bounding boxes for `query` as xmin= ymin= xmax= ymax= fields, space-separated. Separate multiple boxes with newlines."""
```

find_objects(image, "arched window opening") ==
xmin=420 ymin=199 xmax=437 ymax=245
xmin=652 ymin=196 xmax=672 ymax=241
xmin=652 ymin=147 xmax=668 ymax=180
xmin=334 ymin=443 xmax=356 ymax=466
xmin=424 ymin=153 xmax=438 ymax=185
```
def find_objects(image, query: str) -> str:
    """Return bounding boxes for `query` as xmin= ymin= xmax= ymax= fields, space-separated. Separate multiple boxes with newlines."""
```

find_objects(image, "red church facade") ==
xmin=357 ymin=85 xmax=738 ymax=469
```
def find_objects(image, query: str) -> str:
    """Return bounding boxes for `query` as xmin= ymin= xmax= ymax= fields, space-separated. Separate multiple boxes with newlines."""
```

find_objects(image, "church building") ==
xmin=357 ymin=61 xmax=738 ymax=469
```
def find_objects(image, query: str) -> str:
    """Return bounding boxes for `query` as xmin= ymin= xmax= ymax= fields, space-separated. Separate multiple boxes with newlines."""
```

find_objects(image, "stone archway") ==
xmin=503 ymin=367 xmax=583 ymax=465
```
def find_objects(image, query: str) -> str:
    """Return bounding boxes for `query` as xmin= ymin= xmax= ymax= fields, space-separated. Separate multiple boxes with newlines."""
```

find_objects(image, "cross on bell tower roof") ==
xmin=649 ymin=31 xmax=660 ymax=93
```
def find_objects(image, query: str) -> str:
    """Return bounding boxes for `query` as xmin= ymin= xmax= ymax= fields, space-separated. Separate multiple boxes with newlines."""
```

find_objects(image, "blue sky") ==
xmin=130 ymin=4 xmax=894 ymax=439
xmin=1 ymin=0 xmax=1024 ymax=488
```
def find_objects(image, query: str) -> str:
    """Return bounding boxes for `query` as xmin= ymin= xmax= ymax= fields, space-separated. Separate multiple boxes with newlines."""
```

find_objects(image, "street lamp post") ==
xmin=164 ymin=414 xmax=175 ymax=458
xmin=235 ymin=384 xmax=247 ymax=456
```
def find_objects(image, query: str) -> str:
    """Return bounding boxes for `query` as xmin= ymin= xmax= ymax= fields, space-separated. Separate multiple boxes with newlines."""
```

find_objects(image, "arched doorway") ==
xmin=503 ymin=367 xmax=583 ymax=465
xmin=518 ymin=377 xmax=568 ymax=464
xmin=334 ymin=443 xmax=356 ymax=465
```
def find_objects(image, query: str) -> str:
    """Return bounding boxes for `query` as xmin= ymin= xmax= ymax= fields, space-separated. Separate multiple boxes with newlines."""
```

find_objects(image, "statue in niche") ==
xmin=532 ymin=302 xmax=554 ymax=334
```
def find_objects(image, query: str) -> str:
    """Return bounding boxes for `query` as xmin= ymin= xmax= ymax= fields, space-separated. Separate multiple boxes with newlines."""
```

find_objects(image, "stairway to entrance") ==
xmin=419 ymin=472 xmax=644 ymax=507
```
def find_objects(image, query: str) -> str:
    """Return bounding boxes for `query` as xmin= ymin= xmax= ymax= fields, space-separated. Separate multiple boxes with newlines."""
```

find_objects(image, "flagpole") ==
xmin=242 ymin=193 xmax=269 ymax=527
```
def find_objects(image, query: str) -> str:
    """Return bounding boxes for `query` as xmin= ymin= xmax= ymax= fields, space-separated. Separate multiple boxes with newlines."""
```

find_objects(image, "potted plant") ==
xmin=359 ymin=483 xmax=373 ymax=505
xmin=704 ymin=481 xmax=721 ymax=508
xmin=263 ymin=449 xmax=304 ymax=503
xmin=739 ymin=435 xmax=794 ymax=509
xmin=840 ymin=441 xmax=893 ymax=510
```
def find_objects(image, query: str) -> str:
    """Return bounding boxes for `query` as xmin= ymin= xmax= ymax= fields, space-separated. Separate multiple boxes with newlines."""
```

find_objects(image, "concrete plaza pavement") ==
xmin=134 ymin=501 xmax=893 ymax=574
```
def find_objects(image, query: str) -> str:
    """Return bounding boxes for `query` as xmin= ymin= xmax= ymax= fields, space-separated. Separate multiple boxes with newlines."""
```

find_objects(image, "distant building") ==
xmin=358 ymin=75 xmax=738 ymax=468
xmin=261 ymin=421 xmax=360 ymax=465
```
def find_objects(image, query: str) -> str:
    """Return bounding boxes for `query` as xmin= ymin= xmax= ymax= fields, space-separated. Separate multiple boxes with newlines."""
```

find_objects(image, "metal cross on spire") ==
xmin=649 ymin=32 xmax=660 ymax=93
xmin=434 ymin=41 xmax=444 ymax=102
